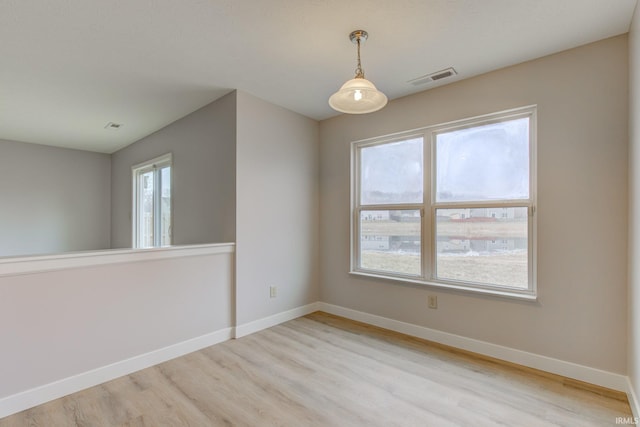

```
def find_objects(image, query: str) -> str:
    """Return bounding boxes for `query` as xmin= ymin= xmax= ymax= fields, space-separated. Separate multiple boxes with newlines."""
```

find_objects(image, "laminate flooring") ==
xmin=0 ymin=312 xmax=632 ymax=426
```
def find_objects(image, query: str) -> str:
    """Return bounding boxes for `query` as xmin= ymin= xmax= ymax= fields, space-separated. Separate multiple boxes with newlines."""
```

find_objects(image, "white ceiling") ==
xmin=0 ymin=0 xmax=636 ymax=153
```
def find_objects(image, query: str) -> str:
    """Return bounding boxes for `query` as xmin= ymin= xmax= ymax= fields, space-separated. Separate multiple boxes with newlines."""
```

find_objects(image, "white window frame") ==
xmin=351 ymin=106 xmax=537 ymax=300
xmin=131 ymin=153 xmax=173 ymax=249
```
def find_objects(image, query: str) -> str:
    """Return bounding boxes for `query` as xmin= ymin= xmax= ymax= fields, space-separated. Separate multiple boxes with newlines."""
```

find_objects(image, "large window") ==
xmin=352 ymin=107 xmax=536 ymax=298
xmin=132 ymin=153 xmax=172 ymax=249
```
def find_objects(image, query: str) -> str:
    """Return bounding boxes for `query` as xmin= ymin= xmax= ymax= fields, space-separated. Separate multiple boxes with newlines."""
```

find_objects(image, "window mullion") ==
xmin=357 ymin=203 xmax=423 ymax=211
xmin=433 ymin=200 xmax=532 ymax=210
xmin=425 ymin=130 xmax=433 ymax=282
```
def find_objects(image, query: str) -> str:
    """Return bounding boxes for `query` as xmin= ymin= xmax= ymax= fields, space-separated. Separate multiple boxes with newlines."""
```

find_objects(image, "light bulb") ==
xmin=329 ymin=77 xmax=387 ymax=114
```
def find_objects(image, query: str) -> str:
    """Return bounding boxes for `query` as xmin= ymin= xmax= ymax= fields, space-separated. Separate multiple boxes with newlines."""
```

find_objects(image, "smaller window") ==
xmin=132 ymin=153 xmax=172 ymax=249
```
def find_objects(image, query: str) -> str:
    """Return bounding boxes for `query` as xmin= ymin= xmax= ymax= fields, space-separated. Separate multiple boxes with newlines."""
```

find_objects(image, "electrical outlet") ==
xmin=270 ymin=286 xmax=277 ymax=298
xmin=427 ymin=295 xmax=438 ymax=309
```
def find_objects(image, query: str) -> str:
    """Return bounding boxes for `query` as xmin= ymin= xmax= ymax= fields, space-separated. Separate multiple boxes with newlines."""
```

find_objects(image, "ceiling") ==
xmin=1 ymin=0 xmax=636 ymax=153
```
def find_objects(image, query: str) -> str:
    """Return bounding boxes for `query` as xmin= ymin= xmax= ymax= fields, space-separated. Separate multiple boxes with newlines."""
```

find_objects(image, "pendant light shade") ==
xmin=329 ymin=78 xmax=388 ymax=114
xmin=329 ymin=30 xmax=387 ymax=114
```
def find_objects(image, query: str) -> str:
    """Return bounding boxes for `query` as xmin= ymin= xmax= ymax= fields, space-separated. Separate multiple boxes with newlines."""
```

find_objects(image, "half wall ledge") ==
xmin=0 ymin=243 xmax=235 ymax=277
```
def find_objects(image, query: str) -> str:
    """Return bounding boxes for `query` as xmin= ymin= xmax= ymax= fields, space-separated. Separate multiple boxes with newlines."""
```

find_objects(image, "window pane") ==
xmin=436 ymin=118 xmax=529 ymax=202
xmin=139 ymin=171 xmax=154 ymax=248
xmin=360 ymin=210 xmax=421 ymax=276
xmin=160 ymin=167 xmax=171 ymax=246
xmin=361 ymin=138 xmax=423 ymax=205
xmin=435 ymin=207 xmax=528 ymax=288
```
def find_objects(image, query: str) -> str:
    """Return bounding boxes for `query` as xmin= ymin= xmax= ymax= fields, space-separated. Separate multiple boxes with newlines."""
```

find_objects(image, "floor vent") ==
xmin=408 ymin=67 xmax=457 ymax=86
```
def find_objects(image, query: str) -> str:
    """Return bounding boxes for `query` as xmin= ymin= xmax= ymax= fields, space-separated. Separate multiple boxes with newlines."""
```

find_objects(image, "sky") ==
xmin=360 ymin=117 xmax=530 ymax=204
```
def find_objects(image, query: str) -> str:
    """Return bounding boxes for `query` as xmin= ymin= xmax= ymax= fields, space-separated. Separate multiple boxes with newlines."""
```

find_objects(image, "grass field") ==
xmin=361 ymin=250 xmax=527 ymax=288
xmin=360 ymin=219 xmax=528 ymax=288
xmin=436 ymin=251 xmax=527 ymax=287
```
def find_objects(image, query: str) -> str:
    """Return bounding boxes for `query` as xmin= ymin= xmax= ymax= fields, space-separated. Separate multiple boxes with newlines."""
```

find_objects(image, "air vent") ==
xmin=407 ymin=67 xmax=457 ymax=86
xmin=104 ymin=122 xmax=123 ymax=130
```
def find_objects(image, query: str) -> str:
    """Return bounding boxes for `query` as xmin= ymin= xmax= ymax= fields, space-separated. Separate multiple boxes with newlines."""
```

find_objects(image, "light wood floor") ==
xmin=0 ymin=312 xmax=632 ymax=426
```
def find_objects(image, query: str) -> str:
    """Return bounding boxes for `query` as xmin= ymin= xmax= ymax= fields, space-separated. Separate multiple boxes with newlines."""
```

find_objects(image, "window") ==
xmin=352 ymin=107 xmax=536 ymax=298
xmin=132 ymin=153 xmax=172 ymax=248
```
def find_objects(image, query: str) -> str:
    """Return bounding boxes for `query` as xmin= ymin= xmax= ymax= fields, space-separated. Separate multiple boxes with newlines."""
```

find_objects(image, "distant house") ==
xmin=362 ymin=211 xmax=390 ymax=221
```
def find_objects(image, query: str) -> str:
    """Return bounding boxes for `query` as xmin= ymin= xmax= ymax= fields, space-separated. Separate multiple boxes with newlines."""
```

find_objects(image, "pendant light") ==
xmin=329 ymin=30 xmax=388 ymax=114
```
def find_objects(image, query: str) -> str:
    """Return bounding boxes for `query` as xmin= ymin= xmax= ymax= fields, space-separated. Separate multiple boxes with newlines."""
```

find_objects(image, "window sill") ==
xmin=349 ymin=270 xmax=538 ymax=302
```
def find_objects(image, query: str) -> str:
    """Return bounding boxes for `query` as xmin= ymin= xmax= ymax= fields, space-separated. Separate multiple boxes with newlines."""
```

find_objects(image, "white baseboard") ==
xmin=317 ymin=302 xmax=628 ymax=392
xmin=234 ymin=302 xmax=321 ymax=338
xmin=0 ymin=327 xmax=233 ymax=420
xmin=1 ymin=301 xmax=632 ymax=420
xmin=628 ymin=378 xmax=640 ymax=419
xmin=0 ymin=301 xmax=321 ymax=420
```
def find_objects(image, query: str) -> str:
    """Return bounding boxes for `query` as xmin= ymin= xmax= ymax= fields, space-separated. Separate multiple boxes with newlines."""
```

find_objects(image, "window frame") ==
xmin=131 ymin=153 xmax=173 ymax=249
xmin=351 ymin=106 xmax=537 ymax=300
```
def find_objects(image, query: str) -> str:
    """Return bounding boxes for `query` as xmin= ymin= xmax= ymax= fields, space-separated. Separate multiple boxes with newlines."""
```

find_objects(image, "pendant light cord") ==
xmin=354 ymin=36 xmax=365 ymax=78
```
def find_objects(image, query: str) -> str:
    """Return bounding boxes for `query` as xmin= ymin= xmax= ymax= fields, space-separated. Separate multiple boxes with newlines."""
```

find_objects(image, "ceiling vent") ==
xmin=104 ymin=122 xmax=123 ymax=130
xmin=407 ymin=67 xmax=457 ymax=86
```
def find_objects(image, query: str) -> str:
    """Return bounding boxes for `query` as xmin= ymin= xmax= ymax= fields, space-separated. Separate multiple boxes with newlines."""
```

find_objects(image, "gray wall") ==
xmin=235 ymin=90 xmax=320 ymax=325
xmin=110 ymin=92 xmax=237 ymax=248
xmin=0 ymin=139 xmax=111 ymax=257
xmin=0 ymin=247 xmax=234 ymax=403
xmin=628 ymin=4 xmax=640 ymax=408
xmin=319 ymin=35 xmax=628 ymax=373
